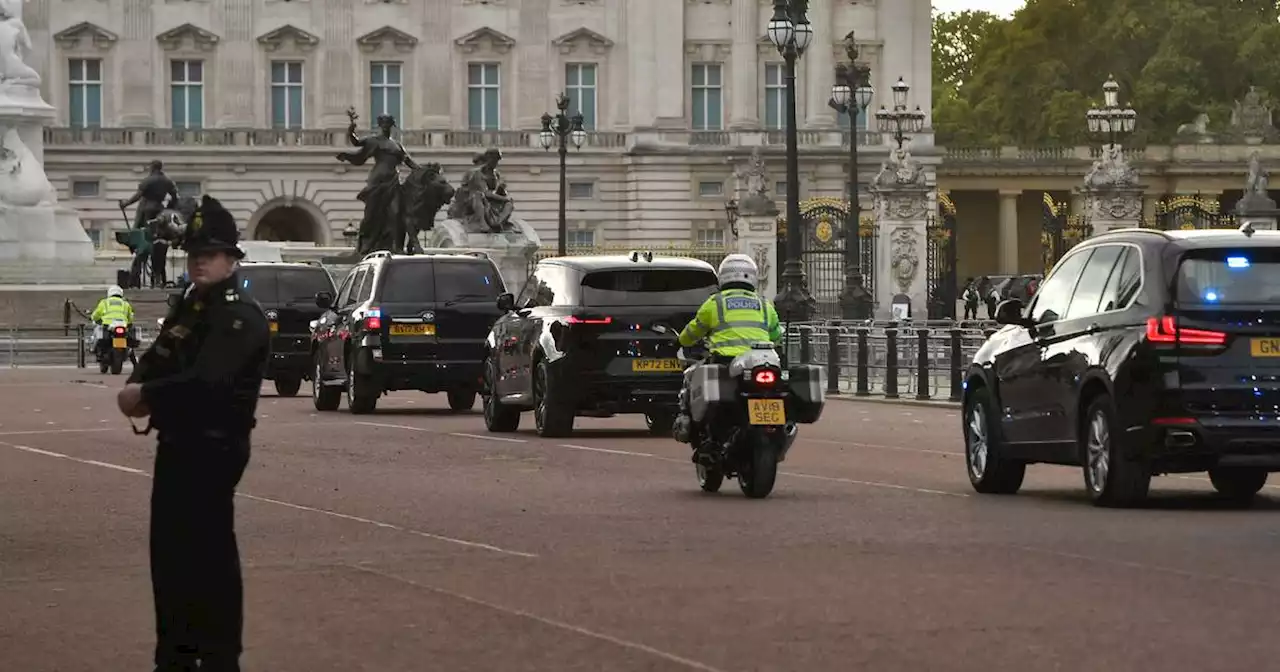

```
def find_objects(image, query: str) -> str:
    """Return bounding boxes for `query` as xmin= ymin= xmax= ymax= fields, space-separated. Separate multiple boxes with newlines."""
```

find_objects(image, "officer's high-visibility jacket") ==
xmin=678 ymin=288 xmax=783 ymax=357
xmin=91 ymin=296 xmax=135 ymax=326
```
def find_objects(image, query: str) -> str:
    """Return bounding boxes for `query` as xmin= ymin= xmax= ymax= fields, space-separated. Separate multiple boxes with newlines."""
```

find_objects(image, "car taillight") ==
xmin=1145 ymin=316 xmax=1226 ymax=345
xmin=567 ymin=315 xmax=612 ymax=325
xmin=364 ymin=308 xmax=382 ymax=331
xmin=753 ymin=369 xmax=777 ymax=386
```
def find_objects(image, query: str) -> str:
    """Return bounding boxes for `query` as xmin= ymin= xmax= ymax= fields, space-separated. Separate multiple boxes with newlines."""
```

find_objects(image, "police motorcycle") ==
xmin=93 ymin=320 xmax=135 ymax=375
xmin=651 ymin=324 xmax=826 ymax=499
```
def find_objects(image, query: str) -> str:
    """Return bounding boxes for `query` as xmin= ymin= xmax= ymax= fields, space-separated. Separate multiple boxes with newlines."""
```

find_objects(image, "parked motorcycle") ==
xmin=95 ymin=320 xmax=134 ymax=375
xmin=652 ymin=323 xmax=827 ymax=499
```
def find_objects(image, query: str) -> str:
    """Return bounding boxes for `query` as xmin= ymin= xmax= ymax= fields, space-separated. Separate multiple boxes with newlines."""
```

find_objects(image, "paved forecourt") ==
xmin=2 ymin=369 xmax=1279 ymax=671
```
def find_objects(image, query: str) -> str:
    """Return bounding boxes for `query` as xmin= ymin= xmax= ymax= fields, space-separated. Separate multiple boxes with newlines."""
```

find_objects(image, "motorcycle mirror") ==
xmin=156 ymin=317 xmax=165 ymax=328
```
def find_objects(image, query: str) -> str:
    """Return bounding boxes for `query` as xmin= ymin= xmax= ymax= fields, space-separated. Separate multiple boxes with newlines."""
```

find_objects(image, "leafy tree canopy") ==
xmin=932 ymin=0 xmax=1280 ymax=147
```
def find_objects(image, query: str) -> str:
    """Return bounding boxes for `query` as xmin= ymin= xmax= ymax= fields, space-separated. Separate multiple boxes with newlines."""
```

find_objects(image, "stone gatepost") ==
xmin=1080 ymin=145 xmax=1144 ymax=233
xmin=1235 ymin=153 xmax=1280 ymax=231
xmin=732 ymin=147 xmax=780 ymax=294
xmin=869 ymin=148 xmax=932 ymax=320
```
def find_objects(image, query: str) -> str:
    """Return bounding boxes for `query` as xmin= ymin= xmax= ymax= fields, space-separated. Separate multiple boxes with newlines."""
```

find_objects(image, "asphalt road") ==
xmin=3 ymin=369 xmax=1280 ymax=671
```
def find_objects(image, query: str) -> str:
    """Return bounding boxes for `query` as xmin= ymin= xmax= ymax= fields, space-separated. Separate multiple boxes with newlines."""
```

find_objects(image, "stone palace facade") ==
xmin=34 ymin=0 xmax=934 ymax=253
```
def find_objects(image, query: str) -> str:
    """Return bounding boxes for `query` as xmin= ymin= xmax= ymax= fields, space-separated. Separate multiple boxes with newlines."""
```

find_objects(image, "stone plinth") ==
xmin=735 ymin=214 xmax=778 ymax=296
xmin=1081 ymin=186 xmax=1144 ymax=233
xmin=869 ymin=149 xmax=933 ymax=320
xmin=426 ymin=219 xmax=541 ymax=296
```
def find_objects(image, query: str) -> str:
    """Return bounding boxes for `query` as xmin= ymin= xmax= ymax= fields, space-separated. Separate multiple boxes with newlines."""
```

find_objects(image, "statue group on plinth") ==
xmin=335 ymin=109 xmax=527 ymax=257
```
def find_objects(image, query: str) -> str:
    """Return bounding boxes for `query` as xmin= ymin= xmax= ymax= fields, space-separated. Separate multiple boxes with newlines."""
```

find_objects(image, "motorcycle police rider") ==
xmin=672 ymin=254 xmax=783 ymax=463
xmin=91 ymin=284 xmax=136 ymax=361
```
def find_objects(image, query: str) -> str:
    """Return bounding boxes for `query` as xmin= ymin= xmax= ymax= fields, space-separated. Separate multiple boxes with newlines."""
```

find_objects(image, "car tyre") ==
xmin=482 ymin=356 xmax=521 ymax=433
xmin=312 ymin=354 xmax=341 ymax=412
xmin=533 ymin=359 xmax=574 ymax=438
xmin=964 ymin=386 xmax=1025 ymax=495
xmin=274 ymin=376 xmax=302 ymax=397
xmin=1208 ymin=467 xmax=1267 ymax=504
xmin=447 ymin=390 xmax=477 ymax=412
xmin=1081 ymin=394 xmax=1150 ymax=508
xmin=645 ymin=411 xmax=675 ymax=436
xmin=346 ymin=357 xmax=379 ymax=415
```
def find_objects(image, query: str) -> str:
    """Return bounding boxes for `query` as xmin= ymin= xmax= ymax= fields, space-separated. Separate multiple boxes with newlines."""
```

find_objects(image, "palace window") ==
xmin=565 ymin=63 xmax=597 ymax=130
xmin=691 ymin=63 xmax=723 ymax=131
xmin=370 ymin=62 xmax=403 ymax=125
xmin=68 ymin=58 xmax=103 ymax=128
xmin=764 ymin=63 xmax=784 ymax=130
xmin=467 ymin=63 xmax=500 ymax=131
xmin=270 ymin=61 xmax=304 ymax=129
xmin=566 ymin=230 xmax=594 ymax=249
xmin=170 ymin=60 xmax=204 ymax=129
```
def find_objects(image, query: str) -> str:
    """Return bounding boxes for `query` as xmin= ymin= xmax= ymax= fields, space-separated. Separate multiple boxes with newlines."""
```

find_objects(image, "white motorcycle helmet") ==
xmin=717 ymin=254 xmax=759 ymax=290
xmin=106 ymin=285 xmax=124 ymax=298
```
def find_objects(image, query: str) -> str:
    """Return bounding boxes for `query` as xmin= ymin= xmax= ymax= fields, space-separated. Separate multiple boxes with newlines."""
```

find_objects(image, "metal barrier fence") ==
xmin=781 ymin=320 xmax=999 ymax=402
xmin=0 ymin=324 xmax=156 ymax=368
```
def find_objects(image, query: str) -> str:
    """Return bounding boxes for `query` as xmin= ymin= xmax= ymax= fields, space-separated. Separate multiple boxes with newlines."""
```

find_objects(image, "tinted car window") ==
xmin=238 ymin=267 xmax=333 ymax=304
xmin=1065 ymin=245 xmax=1124 ymax=320
xmin=1096 ymin=247 xmax=1141 ymax=312
xmin=436 ymin=262 xmax=501 ymax=303
xmin=380 ymin=262 xmax=434 ymax=303
xmin=1030 ymin=250 xmax=1090 ymax=324
xmin=580 ymin=269 xmax=718 ymax=307
xmin=1176 ymin=248 xmax=1280 ymax=304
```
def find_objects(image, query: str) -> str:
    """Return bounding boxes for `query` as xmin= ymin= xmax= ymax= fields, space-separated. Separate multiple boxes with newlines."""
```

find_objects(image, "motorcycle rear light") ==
xmin=364 ymin=307 xmax=382 ymax=331
xmin=754 ymin=369 xmax=777 ymax=385
xmin=113 ymin=327 xmax=126 ymax=335
xmin=567 ymin=315 xmax=612 ymax=325
xmin=1145 ymin=316 xmax=1226 ymax=345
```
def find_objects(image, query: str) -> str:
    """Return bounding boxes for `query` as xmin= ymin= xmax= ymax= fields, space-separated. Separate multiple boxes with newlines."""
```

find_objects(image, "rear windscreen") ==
xmin=239 ymin=267 xmax=333 ymax=304
xmin=380 ymin=262 xmax=435 ymax=303
xmin=1177 ymin=249 xmax=1280 ymax=304
xmin=379 ymin=260 xmax=501 ymax=303
xmin=580 ymin=269 xmax=718 ymax=307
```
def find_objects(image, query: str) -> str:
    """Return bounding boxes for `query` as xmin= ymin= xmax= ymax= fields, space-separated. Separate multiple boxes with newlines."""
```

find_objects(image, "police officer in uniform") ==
xmin=672 ymin=254 xmax=783 ymax=462
xmin=116 ymin=195 xmax=269 ymax=672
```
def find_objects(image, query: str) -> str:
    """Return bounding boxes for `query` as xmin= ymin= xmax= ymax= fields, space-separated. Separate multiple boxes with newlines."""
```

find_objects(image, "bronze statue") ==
xmin=448 ymin=148 xmax=515 ymax=233
xmin=336 ymin=108 xmax=416 ymax=254
xmin=399 ymin=162 xmax=455 ymax=254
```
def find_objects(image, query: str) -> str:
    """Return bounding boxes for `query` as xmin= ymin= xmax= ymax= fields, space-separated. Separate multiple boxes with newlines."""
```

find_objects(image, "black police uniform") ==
xmin=127 ymin=195 xmax=269 ymax=672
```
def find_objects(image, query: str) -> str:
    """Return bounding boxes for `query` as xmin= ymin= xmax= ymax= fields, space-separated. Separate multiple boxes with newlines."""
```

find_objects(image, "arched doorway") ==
xmin=252 ymin=205 xmax=321 ymax=242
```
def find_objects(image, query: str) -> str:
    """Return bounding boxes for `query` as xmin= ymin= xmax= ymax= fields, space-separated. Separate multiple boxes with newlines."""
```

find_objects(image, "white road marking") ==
xmin=451 ymin=431 xmax=525 ymax=444
xmin=348 ymin=564 xmax=729 ymax=672
xmin=801 ymin=436 xmax=961 ymax=457
xmin=0 ymin=440 xmax=536 ymax=559
xmin=355 ymin=421 xmax=533 ymax=444
xmin=0 ymin=427 xmax=115 ymax=437
xmin=784 ymin=472 xmax=968 ymax=497
xmin=559 ymin=443 xmax=654 ymax=457
xmin=1171 ymin=474 xmax=1280 ymax=491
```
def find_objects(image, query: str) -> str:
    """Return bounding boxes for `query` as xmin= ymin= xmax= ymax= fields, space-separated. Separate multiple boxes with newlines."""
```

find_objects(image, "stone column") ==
xmin=215 ymin=0 xmax=255 ymax=127
xmin=625 ymin=0 xmax=656 ymax=127
xmin=651 ymin=0 xmax=685 ymax=127
xmin=318 ymin=0 xmax=355 ymax=128
xmin=728 ymin=0 xmax=758 ymax=129
xmin=998 ymin=189 xmax=1020 ymax=274
xmin=870 ymin=153 xmax=931 ymax=319
xmin=803 ymin=0 xmax=835 ymax=128
xmin=119 ymin=0 xmax=154 ymax=126
xmin=1082 ymin=148 xmax=1144 ymax=234
xmin=516 ymin=0 xmax=550 ymax=129
xmin=418 ymin=0 xmax=452 ymax=128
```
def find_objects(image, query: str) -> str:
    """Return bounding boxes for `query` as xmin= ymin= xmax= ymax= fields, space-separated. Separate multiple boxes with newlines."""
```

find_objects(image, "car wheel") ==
xmin=482 ymin=356 xmax=521 ymax=432
xmin=346 ymin=358 xmax=379 ymax=415
xmin=964 ymin=386 xmax=1025 ymax=495
xmin=1081 ymin=394 xmax=1150 ymax=508
xmin=274 ymin=376 xmax=302 ymax=397
xmin=447 ymin=390 xmax=477 ymax=412
xmin=533 ymin=359 xmax=574 ymax=438
xmin=645 ymin=411 xmax=676 ymax=436
xmin=312 ymin=355 xmax=341 ymax=412
xmin=1208 ymin=467 xmax=1267 ymax=504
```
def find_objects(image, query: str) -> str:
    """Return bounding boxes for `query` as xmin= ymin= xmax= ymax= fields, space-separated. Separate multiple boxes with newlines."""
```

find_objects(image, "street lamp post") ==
xmin=828 ymin=32 xmax=875 ymax=319
xmin=540 ymin=93 xmax=587 ymax=256
xmin=874 ymin=77 xmax=926 ymax=150
xmin=724 ymin=199 xmax=740 ymax=239
xmin=768 ymin=0 xmax=815 ymax=321
xmin=1086 ymin=75 xmax=1137 ymax=152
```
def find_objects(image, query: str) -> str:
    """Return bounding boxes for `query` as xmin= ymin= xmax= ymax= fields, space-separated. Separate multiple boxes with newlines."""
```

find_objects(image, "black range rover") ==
xmin=237 ymin=261 xmax=337 ymax=396
xmin=962 ymin=225 xmax=1280 ymax=507
xmin=311 ymin=250 xmax=506 ymax=414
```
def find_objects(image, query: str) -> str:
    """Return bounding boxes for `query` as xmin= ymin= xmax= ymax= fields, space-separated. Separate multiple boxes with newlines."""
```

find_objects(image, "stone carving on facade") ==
xmin=1246 ymin=152 xmax=1269 ymax=195
xmin=889 ymin=227 xmax=919 ymax=295
xmin=734 ymin=147 xmax=777 ymax=216
xmin=454 ymin=27 xmax=515 ymax=55
xmin=1083 ymin=144 xmax=1139 ymax=190
xmin=448 ymin=148 xmax=516 ymax=234
xmin=1228 ymin=86 xmax=1277 ymax=141
xmin=155 ymin=23 xmax=221 ymax=52
xmin=1175 ymin=113 xmax=1214 ymax=144
xmin=750 ymin=242 xmax=772 ymax=294
xmin=551 ymin=28 xmax=614 ymax=56
xmin=356 ymin=26 xmax=419 ymax=54
xmin=0 ymin=0 xmax=40 ymax=91
xmin=872 ymin=147 xmax=927 ymax=190
xmin=1088 ymin=194 xmax=1142 ymax=222
xmin=0 ymin=125 xmax=56 ymax=207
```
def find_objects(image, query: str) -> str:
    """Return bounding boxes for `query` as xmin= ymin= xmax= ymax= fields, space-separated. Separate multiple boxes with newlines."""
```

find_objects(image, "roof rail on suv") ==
xmin=361 ymin=250 xmax=394 ymax=262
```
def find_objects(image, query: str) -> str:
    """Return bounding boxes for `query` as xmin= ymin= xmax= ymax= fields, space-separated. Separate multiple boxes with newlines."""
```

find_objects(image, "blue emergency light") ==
xmin=1227 ymin=256 xmax=1250 ymax=269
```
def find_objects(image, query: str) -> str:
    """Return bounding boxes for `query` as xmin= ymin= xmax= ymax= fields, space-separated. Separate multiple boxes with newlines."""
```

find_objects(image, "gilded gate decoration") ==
xmin=927 ymin=194 xmax=958 ymax=319
xmin=1041 ymin=193 xmax=1092 ymax=274
xmin=776 ymin=198 xmax=876 ymax=319
xmin=1151 ymin=195 xmax=1234 ymax=230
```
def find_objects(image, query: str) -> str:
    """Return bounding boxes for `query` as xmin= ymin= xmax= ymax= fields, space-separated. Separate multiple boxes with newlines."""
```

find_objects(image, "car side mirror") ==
xmin=994 ymin=298 xmax=1032 ymax=328
xmin=496 ymin=293 xmax=515 ymax=312
xmin=315 ymin=291 xmax=334 ymax=310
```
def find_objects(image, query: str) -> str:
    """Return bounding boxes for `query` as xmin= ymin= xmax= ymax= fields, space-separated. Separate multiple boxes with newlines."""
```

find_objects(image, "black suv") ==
xmin=962 ymin=226 xmax=1280 ymax=507
xmin=310 ymin=250 xmax=506 ymax=414
xmin=237 ymin=261 xmax=337 ymax=397
xmin=482 ymin=253 xmax=718 ymax=437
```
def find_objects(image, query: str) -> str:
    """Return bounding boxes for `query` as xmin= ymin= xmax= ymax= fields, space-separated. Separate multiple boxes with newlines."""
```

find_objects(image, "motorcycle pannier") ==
xmin=786 ymin=364 xmax=826 ymax=424
xmin=688 ymin=363 xmax=735 ymax=423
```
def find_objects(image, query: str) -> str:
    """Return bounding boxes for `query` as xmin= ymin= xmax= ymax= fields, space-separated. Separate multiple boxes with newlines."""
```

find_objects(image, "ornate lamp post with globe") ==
xmin=1086 ymin=75 xmax=1137 ymax=153
xmin=767 ymin=0 xmax=816 ymax=321
xmin=540 ymin=93 xmax=587 ymax=256
xmin=1078 ymin=75 xmax=1144 ymax=239
xmin=828 ymin=32 xmax=875 ymax=319
xmin=875 ymin=77 xmax=926 ymax=150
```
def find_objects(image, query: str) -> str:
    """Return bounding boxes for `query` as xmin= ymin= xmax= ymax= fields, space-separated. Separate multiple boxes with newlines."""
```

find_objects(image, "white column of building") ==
xmin=804 ymin=0 xmax=834 ymax=128
xmin=626 ymin=0 xmax=656 ymax=128
xmin=999 ymin=189 xmax=1021 ymax=274
xmin=607 ymin=0 xmax=630 ymax=128
xmin=25 ymin=0 xmax=49 ymax=89
xmin=215 ymin=0 xmax=255 ymax=128
xmin=415 ymin=0 xmax=451 ymax=128
xmin=728 ymin=0 xmax=758 ymax=129
xmin=516 ymin=0 xmax=551 ymax=129
xmin=909 ymin=0 xmax=933 ymax=146
xmin=651 ymin=0 xmax=686 ymax=127
xmin=317 ymin=0 xmax=355 ymax=128
xmin=120 ymin=0 xmax=154 ymax=126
